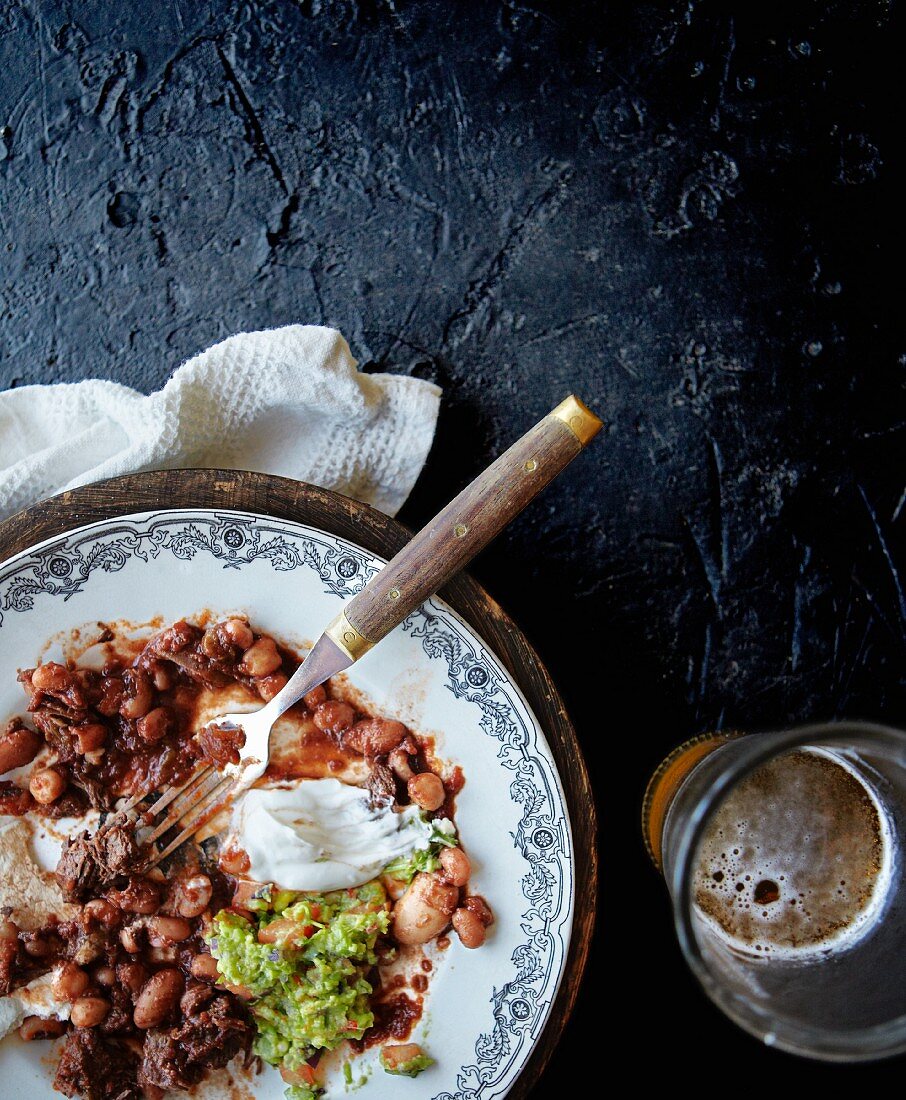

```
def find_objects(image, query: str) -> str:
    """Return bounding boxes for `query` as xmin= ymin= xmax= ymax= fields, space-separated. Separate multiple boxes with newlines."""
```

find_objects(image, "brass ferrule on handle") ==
xmin=550 ymin=395 xmax=603 ymax=446
xmin=325 ymin=610 xmax=376 ymax=661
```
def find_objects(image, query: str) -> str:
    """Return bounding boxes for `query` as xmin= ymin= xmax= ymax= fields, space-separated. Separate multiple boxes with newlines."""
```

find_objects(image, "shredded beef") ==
xmin=100 ymin=983 xmax=137 ymax=1037
xmin=41 ymin=785 xmax=90 ymax=819
xmin=367 ymin=761 xmax=398 ymax=808
xmin=0 ymin=779 xmax=32 ymax=816
xmin=56 ymin=820 xmax=144 ymax=901
xmin=0 ymin=933 xmax=19 ymax=997
xmin=195 ymin=721 xmax=245 ymax=767
xmin=138 ymin=988 xmax=254 ymax=1090
xmin=53 ymin=1030 xmax=140 ymax=1100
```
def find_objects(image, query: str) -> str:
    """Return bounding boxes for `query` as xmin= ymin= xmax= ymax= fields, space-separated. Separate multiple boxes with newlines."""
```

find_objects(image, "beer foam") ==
xmin=693 ymin=748 xmax=895 ymax=957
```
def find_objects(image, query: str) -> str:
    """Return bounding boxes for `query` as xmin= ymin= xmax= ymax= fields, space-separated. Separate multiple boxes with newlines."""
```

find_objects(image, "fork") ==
xmin=128 ymin=395 xmax=602 ymax=864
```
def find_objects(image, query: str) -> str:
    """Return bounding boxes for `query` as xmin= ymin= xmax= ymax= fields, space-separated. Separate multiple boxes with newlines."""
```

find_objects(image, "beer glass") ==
xmin=643 ymin=721 xmax=906 ymax=1060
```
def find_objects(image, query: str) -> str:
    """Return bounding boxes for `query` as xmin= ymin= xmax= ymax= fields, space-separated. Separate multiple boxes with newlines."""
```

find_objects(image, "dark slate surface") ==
xmin=2 ymin=0 xmax=903 ymax=1089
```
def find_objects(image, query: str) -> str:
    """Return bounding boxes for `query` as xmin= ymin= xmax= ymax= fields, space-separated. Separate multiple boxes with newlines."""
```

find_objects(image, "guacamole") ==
xmin=382 ymin=818 xmax=458 ymax=883
xmin=380 ymin=1049 xmax=435 ymax=1077
xmin=208 ymin=882 xmax=389 ymax=1084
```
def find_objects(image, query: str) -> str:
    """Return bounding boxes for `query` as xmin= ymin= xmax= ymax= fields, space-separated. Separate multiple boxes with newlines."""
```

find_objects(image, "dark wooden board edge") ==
xmin=0 ymin=469 xmax=597 ymax=1098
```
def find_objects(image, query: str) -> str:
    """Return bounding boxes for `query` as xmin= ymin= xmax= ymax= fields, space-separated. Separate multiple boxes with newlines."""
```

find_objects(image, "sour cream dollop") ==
xmin=228 ymin=778 xmax=451 ymax=892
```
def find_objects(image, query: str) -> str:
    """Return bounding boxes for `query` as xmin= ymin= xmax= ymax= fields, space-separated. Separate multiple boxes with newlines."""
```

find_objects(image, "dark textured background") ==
xmin=2 ymin=0 xmax=904 ymax=1090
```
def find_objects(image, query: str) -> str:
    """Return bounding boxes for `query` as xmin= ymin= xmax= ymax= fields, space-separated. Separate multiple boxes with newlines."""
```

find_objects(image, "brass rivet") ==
xmin=454 ymin=524 xmax=468 ymax=538
xmin=523 ymin=458 xmax=538 ymax=472
xmin=388 ymin=588 xmax=401 ymax=600
xmin=343 ymin=631 xmax=356 ymax=644
xmin=569 ymin=414 xmax=583 ymax=431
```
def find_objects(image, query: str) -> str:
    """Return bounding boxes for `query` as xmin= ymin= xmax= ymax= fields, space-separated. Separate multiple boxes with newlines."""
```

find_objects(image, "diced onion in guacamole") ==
xmin=207 ymin=882 xmax=390 ymax=1083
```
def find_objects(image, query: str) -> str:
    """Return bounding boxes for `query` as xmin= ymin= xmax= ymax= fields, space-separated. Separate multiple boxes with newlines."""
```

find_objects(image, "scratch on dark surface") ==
xmin=215 ymin=43 xmax=288 ymax=196
xmin=789 ymin=540 xmax=811 ymax=673
xmin=704 ymin=432 xmax=728 ymax=582
xmin=136 ymin=34 xmax=217 ymax=125
xmin=893 ymin=485 xmax=906 ymax=524
xmin=519 ymin=312 xmax=610 ymax=349
xmin=681 ymin=512 xmax=721 ymax=612
xmin=441 ymin=165 xmax=575 ymax=347
xmin=852 ymin=575 xmax=899 ymax=643
xmin=835 ymin=612 xmax=874 ymax=715
xmin=697 ymin=619 xmax=712 ymax=707
xmin=171 ymin=0 xmax=186 ymax=35
xmin=858 ymin=483 xmax=906 ymax=639
xmin=710 ymin=15 xmax=736 ymax=132
xmin=33 ymin=5 xmax=54 ymax=230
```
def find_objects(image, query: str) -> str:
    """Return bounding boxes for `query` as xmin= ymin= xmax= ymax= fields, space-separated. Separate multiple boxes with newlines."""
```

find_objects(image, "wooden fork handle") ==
xmin=325 ymin=395 xmax=603 ymax=657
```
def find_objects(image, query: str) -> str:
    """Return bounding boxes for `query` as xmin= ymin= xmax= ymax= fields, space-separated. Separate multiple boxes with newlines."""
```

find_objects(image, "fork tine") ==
xmin=116 ymin=789 xmax=148 ymax=815
xmin=144 ymin=764 xmax=215 ymax=820
xmin=115 ymin=765 xmax=214 ymax=829
xmin=148 ymin=776 xmax=236 ymax=865
xmin=144 ymin=768 xmax=222 ymax=845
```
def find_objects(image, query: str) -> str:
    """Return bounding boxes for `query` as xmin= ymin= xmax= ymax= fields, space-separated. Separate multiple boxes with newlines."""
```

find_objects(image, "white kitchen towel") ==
xmin=0 ymin=325 xmax=441 ymax=521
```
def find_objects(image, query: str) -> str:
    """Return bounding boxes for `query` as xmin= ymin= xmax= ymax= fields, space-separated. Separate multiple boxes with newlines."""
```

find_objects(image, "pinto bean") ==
xmin=116 ymin=961 xmax=148 ymax=997
xmin=94 ymin=677 xmax=124 ymax=717
xmin=220 ymin=618 xmax=254 ymax=650
xmin=189 ymin=953 xmax=220 ymax=982
xmin=84 ymin=899 xmax=120 ymax=928
xmin=148 ymin=916 xmax=192 ymax=945
xmin=173 ymin=873 xmax=212 ymax=919
xmin=134 ymin=969 xmax=184 ymax=1029
xmin=218 ymin=847 xmax=250 ymax=875
xmin=439 ymin=846 xmax=471 ymax=887
xmin=147 ymin=944 xmax=178 ymax=965
xmin=0 ymin=918 xmax=19 ymax=942
xmin=149 ymin=661 xmax=174 ymax=692
xmin=29 ymin=767 xmax=66 ymax=804
xmin=149 ymin=621 xmax=196 ymax=655
xmin=421 ymin=873 xmax=460 ymax=915
xmin=120 ymin=671 xmax=154 ymax=720
xmin=256 ymin=672 xmax=287 ymax=701
xmin=452 ymin=907 xmax=486 ymax=948
xmin=136 ymin=707 xmax=171 ymax=744
xmin=344 ymin=717 xmax=407 ymax=757
xmin=0 ymin=726 xmax=43 ymax=775
xmin=312 ymin=700 xmax=355 ymax=735
xmin=72 ymin=723 xmax=107 ymax=754
xmin=93 ymin=965 xmax=116 ymax=988
xmin=30 ymin=663 xmax=72 ymax=694
xmin=464 ymin=895 xmax=494 ymax=926
xmin=388 ymin=747 xmax=414 ymax=780
xmin=108 ymin=878 xmax=160 ymax=914
xmin=407 ymin=771 xmax=445 ymax=811
xmin=71 ymin=996 xmax=110 ymax=1028
xmin=119 ymin=924 xmax=143 ymax=954
xmin=52 ymin=962 xmax=89 ymax=1002
xmin=19 ymin=1016 xmax=67 ymax=1040
xmin=302 ymin=685 xmax=326 ymax=710
xmin=239 ymin=637 xmax=282 ymax=677
xmin=23 ymin=935 xmax=51 ymax=958
xmin=391 ymin=873 xmax=459 ymax=945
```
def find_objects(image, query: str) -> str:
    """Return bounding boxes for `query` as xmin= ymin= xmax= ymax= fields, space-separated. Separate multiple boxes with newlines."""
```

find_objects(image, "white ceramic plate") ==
xmin=0 ymin=509 xmax=575 ymax=1099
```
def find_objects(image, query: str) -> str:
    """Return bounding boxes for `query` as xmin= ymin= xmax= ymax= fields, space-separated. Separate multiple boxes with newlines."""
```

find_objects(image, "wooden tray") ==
xmin=0 ymin=469 xmax=597 ymax=1097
